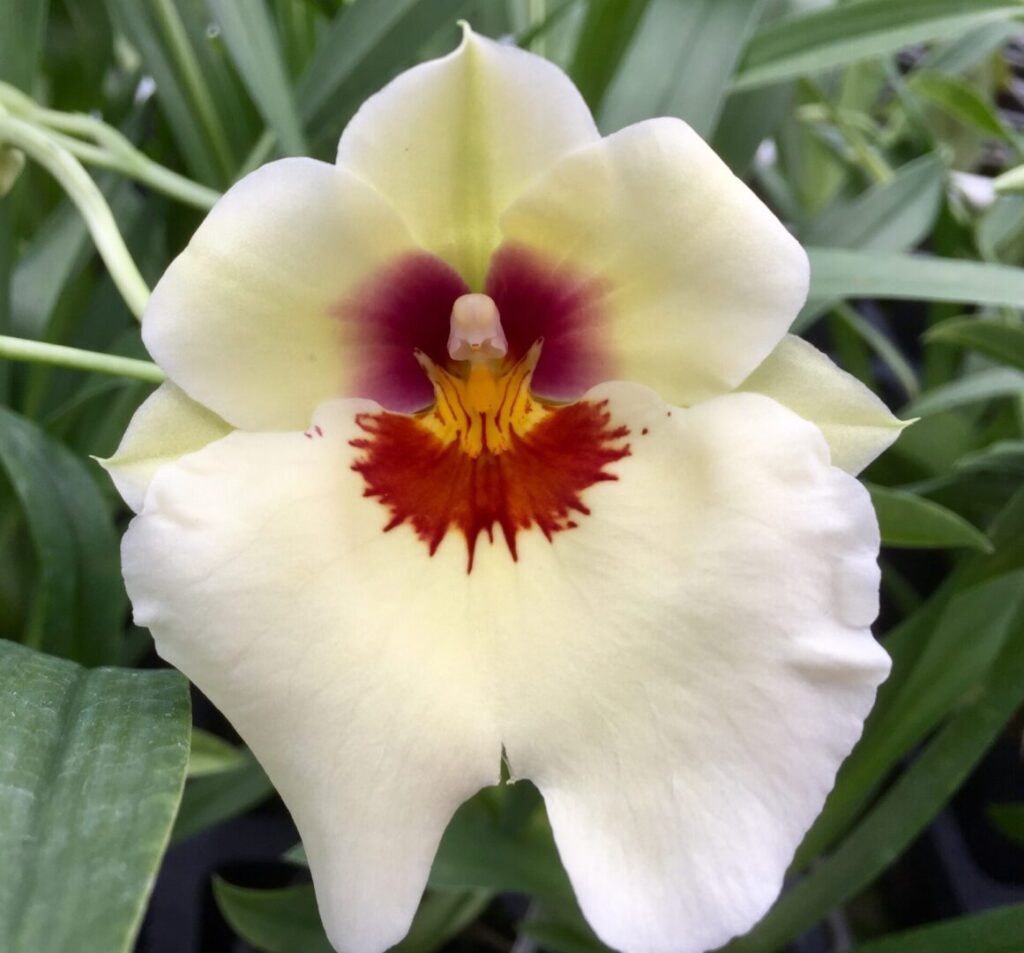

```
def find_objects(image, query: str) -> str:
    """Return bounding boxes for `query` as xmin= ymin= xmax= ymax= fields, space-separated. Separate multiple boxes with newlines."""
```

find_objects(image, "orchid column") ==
xmin=103 ymin=25 xmax=905 ymax=953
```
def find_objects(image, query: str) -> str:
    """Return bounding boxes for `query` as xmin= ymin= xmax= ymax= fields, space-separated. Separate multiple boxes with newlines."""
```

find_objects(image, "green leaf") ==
xmin=804 ymin=154 xmax=946 ymax=252
xmin=926 ymin=317 xmax=1024 ymax=370
xmin=207 ymin=0 xmax=307 ymax=156
xmin=869 ymin=484 xmax=994 ymax=551
xmin=908 ymin=69 xmax=1017 ymax=142
xmin=568 ymin=0 xmax=652 ymax=115
xmin=214 ymin=879 xmax=488 ymax=953
xmin=0 ymin=405 xmax=124 ymax=665
xmin=981 ymin=196 xmax=1024 ymax=266
xmin=213 ymin=880 xmax=333 ymax=953
xmin=866 ymin=573 xmax=1022 ymax=770
xmin=187 ymin=726 xmax=247 ymax=777
xmin=600 ymin=0 xmax=765 ymax=138
xmin=724 ymin=613 xmax=1024 ymax=952
xmin=285 ymin=784 xmax=572 ymax=903
xmin=851 ymin=903 xmax=1024 ymax=953
xmin=796 ymin=570 xmax=1024 ymax=867
xmin=989 ymin=803 xmax=1024 ymax=847
xmin=393 ymin=890 xmax=491 ymax=953
xmin=806 ymin=248 xmax=1024 ymax=310
xmin=519 ymin=916 xmax=613 ymax=953
xmin=904 ymin=368 xmax=1024 ymax=417
xmin=833 ymin=303 xmax=920 ymax=399
xmin=954 ymin=440 xmax=1024 ymax=478
xmin=733 ymin=0 xmax=1023 ymax=91
xmin=515 ymin=0 xmax=582 ymax=53
xmin=104 ymin=0 xmax=228 ymax=184
xmin=11 ymin=176 xmax=138 ymax=339
xmin=0 ymin=0 xmax=49 ymax=89
xmin=171 ymin=748 xmax=274 ymax=844
xmin=429 ymin=789 xmax=573 ymax=901
xmin=712 ymin=82 xmax=793 ymax=176
xmin=920 ymin=19 xmax=1022 ymax=75
xmin=296 ymin=0 xmax=470 ymax=139
xmin=799 ymin=156 xmax=948 ymax=351
xmin=957 ymin=483 xmax=1024 ymax=593
xmin=0 ymin=640 xmax=190 ymax=953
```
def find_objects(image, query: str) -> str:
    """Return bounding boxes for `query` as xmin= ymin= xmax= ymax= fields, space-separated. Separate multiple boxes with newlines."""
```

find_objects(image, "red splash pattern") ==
xmin=350 ymin=400 xmax=630 ymax=571
xmin=334 ymin=245 xmax=612 ymax=412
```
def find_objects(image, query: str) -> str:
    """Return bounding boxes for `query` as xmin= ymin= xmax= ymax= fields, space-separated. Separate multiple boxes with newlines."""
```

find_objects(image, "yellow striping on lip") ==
xmin=414 ymin=340 xmax=548 ymax=457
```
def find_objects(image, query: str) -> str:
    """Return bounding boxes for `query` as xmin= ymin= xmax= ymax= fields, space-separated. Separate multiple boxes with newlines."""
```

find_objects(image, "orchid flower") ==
xmin=102 ymin=26 xmax=907 ymax=953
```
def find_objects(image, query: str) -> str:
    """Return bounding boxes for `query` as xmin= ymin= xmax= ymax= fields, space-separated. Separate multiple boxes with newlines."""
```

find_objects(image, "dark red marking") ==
xmin=641 ymin=427 xmax=649 ymax=435
xmin=332 ymin=245 xmax=614 ymax=412
xmin=314 ymin=424 xmax=323 ymax=437
xmin=334 ymin=253 xmax=470 ymax=412
xmin=486 ymin=243 xmax=612 ymax=401
xmin=350 ymin=401 xmax=630 ymax=571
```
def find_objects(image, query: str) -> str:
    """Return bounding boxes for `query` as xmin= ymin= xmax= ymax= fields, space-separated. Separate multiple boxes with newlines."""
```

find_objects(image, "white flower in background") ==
xmin=103 ymin=25 xmax=906 ymax=953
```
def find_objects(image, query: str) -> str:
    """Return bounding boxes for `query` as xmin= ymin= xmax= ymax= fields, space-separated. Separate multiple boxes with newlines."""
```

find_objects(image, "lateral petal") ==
xmin=141 ymin=158 xmax=422 ymax=430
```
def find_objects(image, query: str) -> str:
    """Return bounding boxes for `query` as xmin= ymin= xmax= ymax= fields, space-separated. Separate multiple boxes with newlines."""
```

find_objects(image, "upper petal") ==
xmin=737 ymin=334 xmax=910 ymax=474
xmin=142 ymin=157 xmax=423 ymax=431
xmin=498 ymin=118 xmax=810 ymax=406
xmin=335 ymin=26 xmax=599 ymax=289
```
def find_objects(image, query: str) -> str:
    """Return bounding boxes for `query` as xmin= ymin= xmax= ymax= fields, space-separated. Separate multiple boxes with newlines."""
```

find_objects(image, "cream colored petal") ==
xmin=121 ymin=400 xmax=500 ymax=953
xmin=98 ymin=382 xmax=232 ymax=513
xmin=498 ymin=118 xmax=809 ymax=406
xmin=122 ymin=382 xmax=887 ymax=953
xmin=142 ymin=157 xmax=421 ymax=431
xmin=484 ymin=384 xmax=889 ymax=953
xmin=737 ymin=334 xmax=910 ymax=474
xmin=335 ymin=26 xmax=599 ymax=288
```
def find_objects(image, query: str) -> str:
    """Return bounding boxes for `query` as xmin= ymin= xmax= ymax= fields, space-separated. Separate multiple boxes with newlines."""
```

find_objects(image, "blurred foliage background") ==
xmin=1 ymin=1 xmax=1024 ymax=951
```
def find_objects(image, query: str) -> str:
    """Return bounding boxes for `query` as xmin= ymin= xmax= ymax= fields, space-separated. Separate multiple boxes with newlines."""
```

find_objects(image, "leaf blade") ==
xmin=807 ymin=248 xmax=1024 ymax=310
xmin=869 ymin=484 xmax=994 ymax=551
xmin=734 ymin=0 xmax=1023 ymax=91
xmin=0 ymin=405 xmax=124 ymax=665
xmin=569 ymin=0 xmax=652 ymax=115
xmin=851 ymin=903 xmax=1024 ymax=953
xmin=0 ymin=641 xmax=191 ymax=953
xmin=724 ymin=609 xmax=1024 ymax=952
xmin=599 ymin=0 xmax=764 ymax=138
xmin=926 ymin=316 xmax=1024 ymax=371
xmin=207 ymin=0 xmax=307 ymax=155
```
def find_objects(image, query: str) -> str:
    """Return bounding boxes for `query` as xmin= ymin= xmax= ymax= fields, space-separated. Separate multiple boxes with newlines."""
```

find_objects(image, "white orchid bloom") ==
xmin=103 ymin=25 xmax=907 ymax=953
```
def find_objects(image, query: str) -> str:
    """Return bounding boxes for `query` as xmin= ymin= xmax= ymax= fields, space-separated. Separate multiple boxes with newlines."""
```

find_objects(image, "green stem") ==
xmin=0 ymin=335 xmax=165 ymax=383
xmin=0 ymin=81 xmax=221 ymax=211
xmin=37 ymin=107 xmax=221 ymax=210
xmin=0 ymin=112 xmax=151 ymax=320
